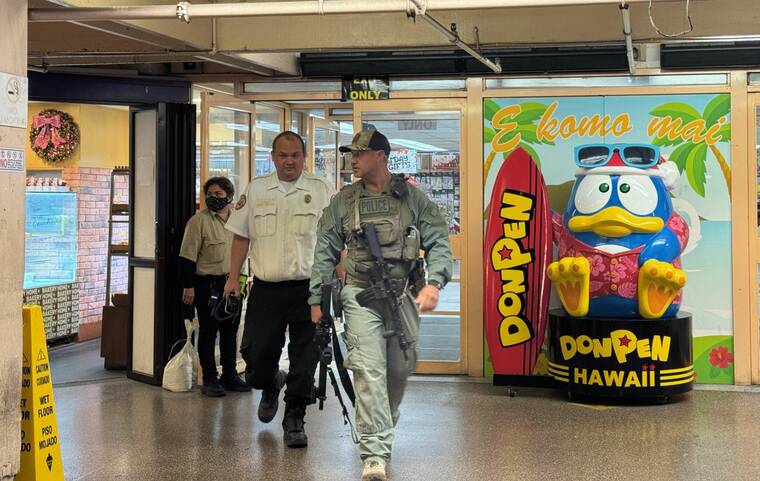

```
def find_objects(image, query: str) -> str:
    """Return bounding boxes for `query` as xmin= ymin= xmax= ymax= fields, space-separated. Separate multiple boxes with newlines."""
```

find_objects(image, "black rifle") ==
xmin=314 ymin=280 xmax=357 ymax=442
xmin=355 ymin=222 xmax=411 ymax=359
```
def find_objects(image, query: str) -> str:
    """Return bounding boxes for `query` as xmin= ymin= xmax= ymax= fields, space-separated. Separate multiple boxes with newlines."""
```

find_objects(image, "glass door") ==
xmin=200 ymin=92 xmax=255 ymax=199
xmin=254 ymin=103 xmax=285 ymax=178
xmin=310 ymin=118 xmax=340 ymax=189
xmin=353 ymin=99 xmax=467 ymax=374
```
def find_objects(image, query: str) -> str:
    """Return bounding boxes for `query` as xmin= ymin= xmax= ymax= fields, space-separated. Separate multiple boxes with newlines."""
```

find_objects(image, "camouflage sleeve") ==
xmin=415 ymin=190 xmax=453 ymax=288
xmin=308 ymin=194 xmax=346 ymax=305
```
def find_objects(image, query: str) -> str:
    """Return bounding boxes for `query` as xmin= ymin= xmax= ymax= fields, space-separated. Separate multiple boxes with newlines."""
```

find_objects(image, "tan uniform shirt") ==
xmin=226 ymin=172 xmax=335 ymax=282
xmin=179 ymin=209 xmax=232 ymax=276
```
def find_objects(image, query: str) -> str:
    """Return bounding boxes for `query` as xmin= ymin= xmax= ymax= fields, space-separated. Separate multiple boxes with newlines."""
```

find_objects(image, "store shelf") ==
xmin=111 ymin=204 xmax=130 ymax=215
xmin=110 ymin=244 xmax=129 ymax=254
xmin=106 ymin=169 xmax=130 ymax=304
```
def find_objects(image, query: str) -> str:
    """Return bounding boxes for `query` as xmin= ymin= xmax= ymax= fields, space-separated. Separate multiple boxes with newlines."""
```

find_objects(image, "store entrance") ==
xmin=23 ymin=102 xmax=132 ymax=385
xmin=353 ymin=99 xmax=468 ymax=374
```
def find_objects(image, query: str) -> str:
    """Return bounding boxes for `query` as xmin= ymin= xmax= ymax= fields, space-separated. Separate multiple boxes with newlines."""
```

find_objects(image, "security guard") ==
xmin=179 ymin=176 xmax=250 ymax=397
xmin=223 ymin=131 xmax=335 ymax=448
xmin=309 ymin=128 xmax=452 ymax=481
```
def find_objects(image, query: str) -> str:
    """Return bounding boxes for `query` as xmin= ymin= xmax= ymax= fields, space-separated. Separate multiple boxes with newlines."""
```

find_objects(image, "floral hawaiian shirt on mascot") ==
xmin=547 ymin=143 xmax=688 ymax=320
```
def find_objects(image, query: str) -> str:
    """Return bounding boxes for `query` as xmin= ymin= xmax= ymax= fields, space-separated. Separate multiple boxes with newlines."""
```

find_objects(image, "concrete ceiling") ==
xmin=27 ymin=0 xmax=760 ymax=80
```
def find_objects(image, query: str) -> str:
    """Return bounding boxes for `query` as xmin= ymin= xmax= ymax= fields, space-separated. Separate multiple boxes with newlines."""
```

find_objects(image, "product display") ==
xmin=23 ymin=191 xmax=79 ymax=340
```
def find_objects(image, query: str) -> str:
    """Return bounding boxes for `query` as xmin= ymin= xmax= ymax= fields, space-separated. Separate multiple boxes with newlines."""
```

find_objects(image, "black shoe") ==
xmin=200 ymin=379 xmax=226 ymax=397
xmin=258 ymin=370 xmax=286 ymax=423
xmin=220 ymin=374 xmax=252 ymax=392
xmin=283 ymin=406 xmax=308 ymax=448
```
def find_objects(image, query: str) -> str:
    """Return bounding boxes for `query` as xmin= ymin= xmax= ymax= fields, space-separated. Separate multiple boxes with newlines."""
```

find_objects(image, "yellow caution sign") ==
xmin=16 ymin=305 xmax=64 ymax=481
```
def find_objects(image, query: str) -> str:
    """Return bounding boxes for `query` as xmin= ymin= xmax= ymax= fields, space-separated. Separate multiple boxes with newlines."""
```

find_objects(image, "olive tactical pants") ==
xmin=340 ymin=284 xmax=420 ymax=461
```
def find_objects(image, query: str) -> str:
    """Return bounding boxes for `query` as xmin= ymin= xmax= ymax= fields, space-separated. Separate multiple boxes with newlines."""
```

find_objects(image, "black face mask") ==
xmin=206 ymin=196 xmax=230 ymax=212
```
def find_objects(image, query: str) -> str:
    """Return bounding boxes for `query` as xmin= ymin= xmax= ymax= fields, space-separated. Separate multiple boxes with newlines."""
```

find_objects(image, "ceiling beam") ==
xmin=234 ymin=53 xmax=300 ymax=76
xmin=28 ymin=0 xmax=676 ymax=22
xmin=29 ymin=1 xmax=286 ymax=75
xmin=213 ymin=0 xmax=760 ymax=52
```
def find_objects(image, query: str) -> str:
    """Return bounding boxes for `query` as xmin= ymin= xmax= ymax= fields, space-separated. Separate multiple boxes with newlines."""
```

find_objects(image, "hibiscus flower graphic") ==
xmin=587 ymin=255 xmax=605 ymax=276
xmin=709 ymin=346 xmax=734 ymax=369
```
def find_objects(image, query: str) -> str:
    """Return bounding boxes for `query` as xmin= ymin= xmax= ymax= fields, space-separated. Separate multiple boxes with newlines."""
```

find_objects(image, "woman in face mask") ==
xmin=178 ymin=177 xmax=251 ymax=397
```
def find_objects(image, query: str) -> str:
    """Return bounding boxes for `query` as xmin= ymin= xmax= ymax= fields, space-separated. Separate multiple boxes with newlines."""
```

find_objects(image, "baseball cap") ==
xmin=339 ymin=128 xmax=391 ymax=156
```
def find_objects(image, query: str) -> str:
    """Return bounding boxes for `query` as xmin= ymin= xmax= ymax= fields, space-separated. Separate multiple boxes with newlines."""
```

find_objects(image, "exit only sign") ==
xmin=341 ymin=77 xmax=390 ymax=101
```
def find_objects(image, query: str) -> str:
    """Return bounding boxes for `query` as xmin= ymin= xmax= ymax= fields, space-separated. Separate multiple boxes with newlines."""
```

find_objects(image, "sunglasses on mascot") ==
xmin=574 ymin=144 xmax=660 ymax=169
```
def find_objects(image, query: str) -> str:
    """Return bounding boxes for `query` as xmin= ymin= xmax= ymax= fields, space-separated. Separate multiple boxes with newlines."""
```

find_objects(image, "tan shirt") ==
xmin=179 ymin=209 xmax=232 ymax=276
xmin=226 ymin=172 xmax=335 ymax=282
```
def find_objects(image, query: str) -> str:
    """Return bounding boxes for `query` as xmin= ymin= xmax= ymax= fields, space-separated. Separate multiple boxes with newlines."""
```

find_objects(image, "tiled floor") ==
xmin=50 ymin=374 xmax=760 ymax=481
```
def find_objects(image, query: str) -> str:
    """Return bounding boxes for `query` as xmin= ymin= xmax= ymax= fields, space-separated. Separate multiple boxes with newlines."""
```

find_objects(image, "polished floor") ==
xmin=49 ymin=338 xmax=125 ymax=385
xmin=53 ymin=375 xmax=760 ymax=481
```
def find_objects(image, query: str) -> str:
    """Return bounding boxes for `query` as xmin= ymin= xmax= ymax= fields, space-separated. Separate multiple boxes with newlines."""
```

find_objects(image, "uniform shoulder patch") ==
xmin=235 ymin=194 xmax=247 ymax=210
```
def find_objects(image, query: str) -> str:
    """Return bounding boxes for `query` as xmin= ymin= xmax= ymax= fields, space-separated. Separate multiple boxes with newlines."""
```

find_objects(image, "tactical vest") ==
xmin=343 ymin=176 xmax=419 ymax=264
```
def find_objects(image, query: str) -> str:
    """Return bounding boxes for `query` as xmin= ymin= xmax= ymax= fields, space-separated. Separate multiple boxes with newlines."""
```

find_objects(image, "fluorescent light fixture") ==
xmin=389 ymin=138 xmax=446 ymax=152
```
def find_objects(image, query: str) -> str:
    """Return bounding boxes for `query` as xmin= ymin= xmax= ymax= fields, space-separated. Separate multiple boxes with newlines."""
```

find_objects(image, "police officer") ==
xmin=179 ymin=176 xmax=250 ymax=397
xmin=309 ymin=128 xmax=452 ymax=481
xmin=223 ymin=131 xmax=335 ymax=448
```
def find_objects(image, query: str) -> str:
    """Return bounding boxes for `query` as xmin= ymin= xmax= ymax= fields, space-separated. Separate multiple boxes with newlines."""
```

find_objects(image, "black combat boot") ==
xmin=200 ymin=379 xmax=225 ymax=397
xmin=220 ymin=374 xmax=252 ymax=392
xmin=282 ymin=404 xmax=308 ymax=448
xmin=258 ymin=370 xmax=286 ymax=423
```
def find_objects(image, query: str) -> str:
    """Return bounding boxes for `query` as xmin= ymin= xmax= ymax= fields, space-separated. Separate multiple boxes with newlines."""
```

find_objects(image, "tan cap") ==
xmin=339 ymin=128 xmax=391 ymax=156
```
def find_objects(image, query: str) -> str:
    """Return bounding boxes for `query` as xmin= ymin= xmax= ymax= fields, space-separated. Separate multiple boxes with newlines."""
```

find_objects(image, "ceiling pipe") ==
xmin=409 ymin=0 xmax=501 ymax=73
xmin=29 ymin=0 xmax=668 ymax=22
xmin=619 ymin=1 xmax=635 ymax=74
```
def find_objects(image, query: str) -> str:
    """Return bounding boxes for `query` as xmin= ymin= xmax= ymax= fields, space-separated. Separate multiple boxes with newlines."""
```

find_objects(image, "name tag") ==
xmin=255 ymin=197 xmax=275 ymax=209
xmin=359 ymin=197 xmax=390 ymax=216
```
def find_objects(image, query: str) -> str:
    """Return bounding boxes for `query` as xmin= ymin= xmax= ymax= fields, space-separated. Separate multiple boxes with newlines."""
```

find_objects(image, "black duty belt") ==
xmin=345 ymin=275 xmax=407 ymax=294
xmin=252 ymin=277 xmax=310 ymax=288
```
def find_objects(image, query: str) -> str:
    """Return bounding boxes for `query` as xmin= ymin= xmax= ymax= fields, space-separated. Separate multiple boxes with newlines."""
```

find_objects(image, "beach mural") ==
xmin=484 ymin=94 xmax=734 ymax=384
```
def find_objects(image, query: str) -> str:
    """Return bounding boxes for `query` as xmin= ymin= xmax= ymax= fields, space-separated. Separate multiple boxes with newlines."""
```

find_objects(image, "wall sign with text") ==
xmin=23 ymin=283 xmax=79 ymax=341
xmin=342 ymin=77 xmax=390 ymax=101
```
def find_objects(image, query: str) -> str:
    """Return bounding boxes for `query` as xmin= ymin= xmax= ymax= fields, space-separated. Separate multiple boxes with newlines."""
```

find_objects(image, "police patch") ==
xmin=359 ymin=197 xmax=390 ymax=216
xmin=235 ymin=195 xmax=247 ymax=210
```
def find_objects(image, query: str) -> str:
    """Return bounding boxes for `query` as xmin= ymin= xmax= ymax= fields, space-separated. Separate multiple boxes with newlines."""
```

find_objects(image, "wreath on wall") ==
xmin=29 ymin=109 xmax=80 ymax=164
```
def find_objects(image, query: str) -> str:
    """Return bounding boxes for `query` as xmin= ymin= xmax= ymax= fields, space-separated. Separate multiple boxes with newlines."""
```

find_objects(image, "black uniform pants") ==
xmin=241 ymin=278 xmax=317 ymax=407
xmin=193 ymin=274 xmax=240 ymax=382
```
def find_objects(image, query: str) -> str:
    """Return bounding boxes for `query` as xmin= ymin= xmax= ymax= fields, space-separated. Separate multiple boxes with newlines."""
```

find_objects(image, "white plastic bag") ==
xmin=162 ymin=319 xmax=199 ymax=392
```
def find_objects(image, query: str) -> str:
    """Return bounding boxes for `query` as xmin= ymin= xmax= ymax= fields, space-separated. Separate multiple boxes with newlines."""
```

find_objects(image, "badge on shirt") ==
xmin=235 ymin=195 xmax=247 ymax=210
xmin=304 ymin=194 xmax=312 ymax=204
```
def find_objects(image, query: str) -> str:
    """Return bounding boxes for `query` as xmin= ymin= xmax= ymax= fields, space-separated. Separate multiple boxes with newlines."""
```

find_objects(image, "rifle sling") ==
xmin=332 ymin=326 xmax=356 ymax=406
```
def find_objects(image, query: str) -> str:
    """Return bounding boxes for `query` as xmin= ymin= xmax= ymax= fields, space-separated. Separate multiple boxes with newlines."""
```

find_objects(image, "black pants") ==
xmin=193 ymin=274 xmax=240 ymax=382
xmin=240 ymin=278 xmax=317 ymax=407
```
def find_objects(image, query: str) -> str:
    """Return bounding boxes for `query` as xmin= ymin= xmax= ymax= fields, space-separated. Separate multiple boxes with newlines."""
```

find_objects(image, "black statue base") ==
xmin=547 ymin=309 xmax=693 ymax=402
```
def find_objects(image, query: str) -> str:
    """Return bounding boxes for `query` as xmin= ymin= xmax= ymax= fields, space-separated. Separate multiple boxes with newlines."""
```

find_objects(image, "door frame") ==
xmin=352 ymin=98 xmax=470 ymax=374
xmin=747 ymin=91 xmax=760 ymax=384
xmin=128 ymin=103 xmax=196 ymax=385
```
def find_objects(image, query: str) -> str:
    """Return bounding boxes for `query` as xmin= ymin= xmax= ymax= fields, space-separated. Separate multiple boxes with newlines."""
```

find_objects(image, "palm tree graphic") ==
xmin=648 ymin=95 xmax=731 ymax=197
xmin=483 ymin=100 xmax=554 ymax=180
